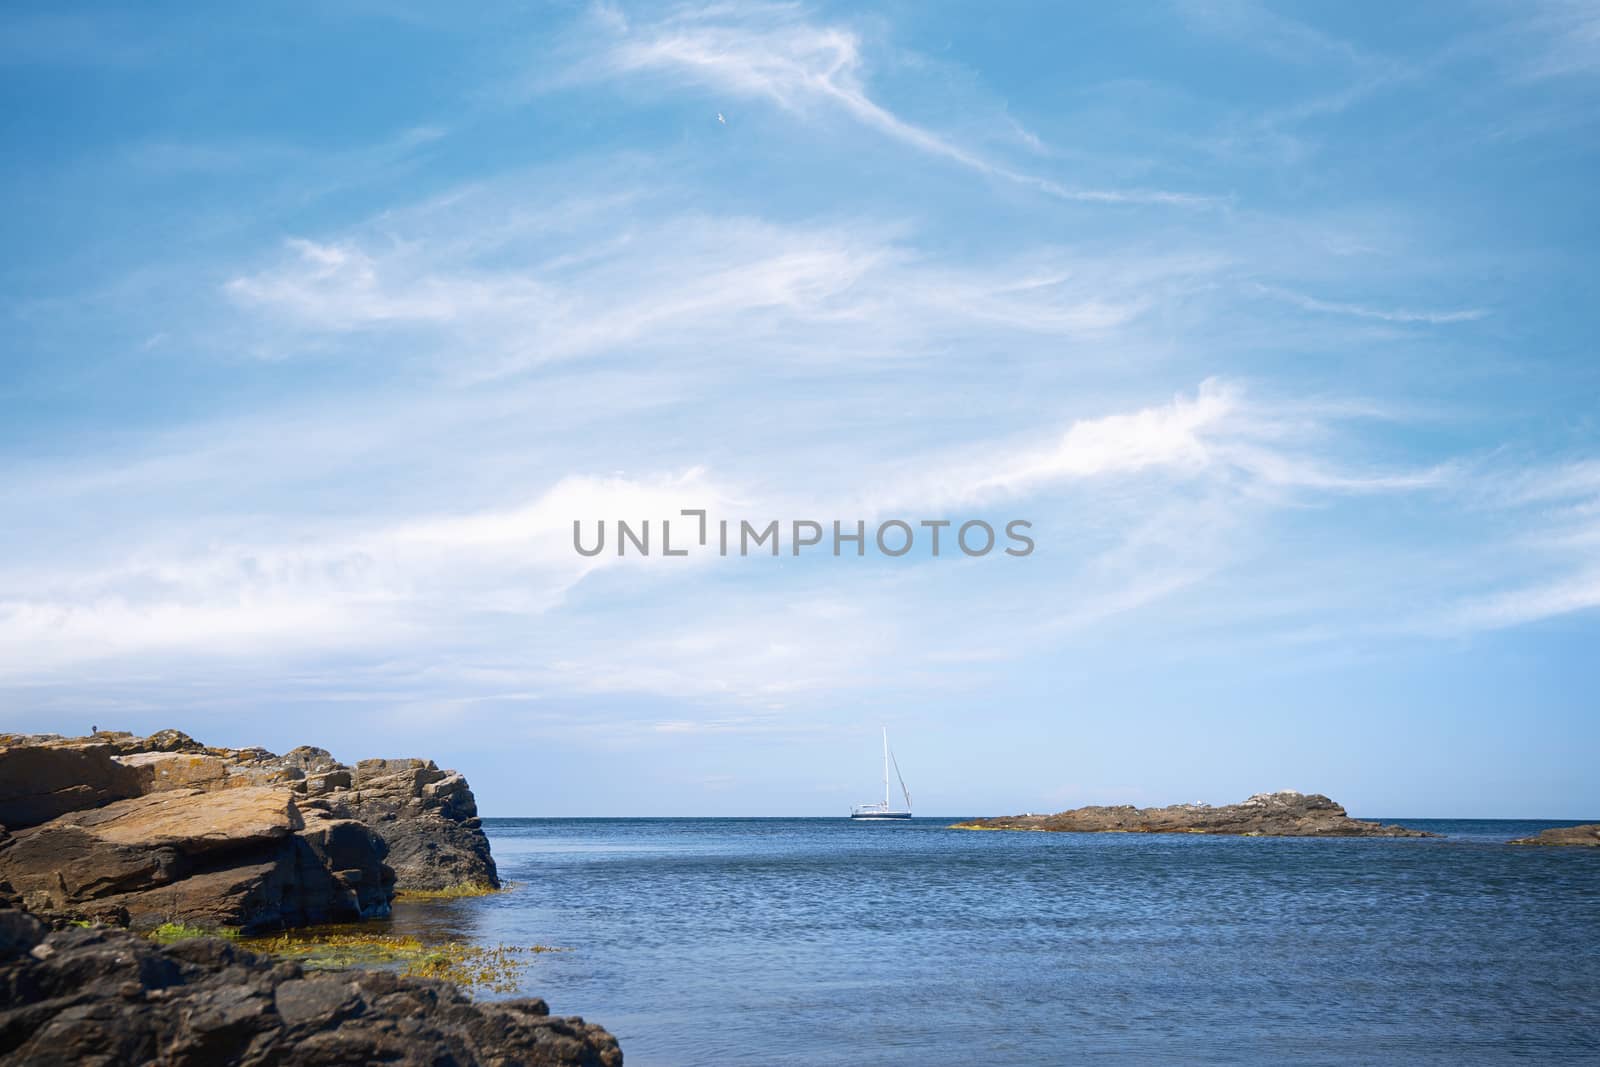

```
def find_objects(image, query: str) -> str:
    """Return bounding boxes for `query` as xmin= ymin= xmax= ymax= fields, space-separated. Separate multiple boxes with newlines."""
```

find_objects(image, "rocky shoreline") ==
xmin=0 ymin=908 xmax=620 ymax=1066
xmin=0 ymin=729 xmax=624 ymax=1064
xmin=0 ymin=730 xmax=499 ymax=932
xmin=953 ymin=790 xmax=1437 ymax=837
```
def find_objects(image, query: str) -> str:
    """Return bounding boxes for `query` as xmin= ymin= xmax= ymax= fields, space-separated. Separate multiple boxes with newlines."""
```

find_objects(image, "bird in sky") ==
xmin=716 ymin=112 xmax=726 ymax=125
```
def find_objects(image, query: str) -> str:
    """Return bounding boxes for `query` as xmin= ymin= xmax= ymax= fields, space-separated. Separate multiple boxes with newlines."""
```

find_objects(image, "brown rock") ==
xmin=955 ymin=790 xmax=1436 ymax=838
xmin=306 ymin=769 xmax=353 ymax=795
xmin=109 ymin=736 xmax=500 ymax=890
xmin=135 ymin=728 xmax=209 ymax=754
xmin=0 ymin=744 xmax=143 ymax=829
xmin=54 ymin=788 xmax=299 ymax=853
xmin=278 ymin=747 xmax=343 ymax=775
xmin=0 ymin=729 xmax=496 ymax=920
xmin=1508 ymin=823 xmax=1600 ymax=847
xmin=0 ymin=788 xmax=392 ymax=930
xmin=117 ymin=751 xmax=236 ymax=793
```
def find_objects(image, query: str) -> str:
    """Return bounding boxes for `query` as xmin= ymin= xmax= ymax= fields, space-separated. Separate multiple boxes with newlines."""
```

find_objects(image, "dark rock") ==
xmin=0 ymin=911 xmax=621 ymax=1066
xmin=0 ymin=911 xmax=43 ymax=960
xmin=272 ymin=976 xmax=364 ymax=1028
xmin=955 ymin=790 xmax=1437 ymax=837
xmin=338 ymin=759 xmax=500 ymax=891
xmin=1508 ymin=823 xmax=1600 ymax=847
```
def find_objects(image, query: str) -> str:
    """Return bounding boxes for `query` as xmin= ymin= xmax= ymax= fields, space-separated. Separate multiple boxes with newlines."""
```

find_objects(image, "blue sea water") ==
xmin=412 ymin=818 xmax=1599 ymax=1065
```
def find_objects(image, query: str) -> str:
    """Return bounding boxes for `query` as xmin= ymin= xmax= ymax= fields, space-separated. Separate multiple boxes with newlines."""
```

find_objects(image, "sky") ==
xmin=2 ymin=1 xmax=1597 ymax=818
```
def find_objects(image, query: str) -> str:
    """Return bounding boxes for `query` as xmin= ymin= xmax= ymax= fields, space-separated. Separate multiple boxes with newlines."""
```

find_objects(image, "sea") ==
xmin=391 ymin=818 xmax=1600 ymax=1065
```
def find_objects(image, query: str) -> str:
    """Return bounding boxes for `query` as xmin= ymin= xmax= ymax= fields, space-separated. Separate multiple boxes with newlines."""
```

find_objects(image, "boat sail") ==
xmin=850 ymin=726 xmax=912 ymax=820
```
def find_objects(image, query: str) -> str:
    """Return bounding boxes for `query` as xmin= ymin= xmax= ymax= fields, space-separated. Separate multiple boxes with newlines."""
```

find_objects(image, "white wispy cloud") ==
xmin=579 ymin=3 xmax=1214 ymax=206
xmin=1506 ymin=0 xmax=1600 ymax=80
xmin=226 ymin=237 xmax=551 ymax=330
xmin=224 ymin=215 xmax=897 ymax=372
xmin=0 ymin=468 xmax=740 ymax=678
xmin=222 ymin=199 xmax=1220 ymax=377
xmin=914 ymin=380 xmax=1234 ymax=506
xmin=863 ymin=379 xmax=1448 ymax=514
xmin=1493 ymin=459 xmax=1600 ymax=507
xmin=1175 ymin=0 xmax=1378 ymax=70
xmin=1450 ymin=572 xmax=1600 ymax=630
xmin=0 ymin=370 xmax=1449 ymax=699
xmin=1250 ymin=283 xmax=1488 ymax=324
xmin=1435 ymin=456 xmax=1600 ymax=631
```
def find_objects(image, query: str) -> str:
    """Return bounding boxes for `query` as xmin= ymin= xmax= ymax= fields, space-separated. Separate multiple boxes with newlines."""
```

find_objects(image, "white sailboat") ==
xmin=850 ymin=726 xmax=912 ymax=820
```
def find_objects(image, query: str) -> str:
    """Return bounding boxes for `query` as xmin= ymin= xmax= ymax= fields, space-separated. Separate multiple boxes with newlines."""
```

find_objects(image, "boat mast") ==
xmin=881 ymin=725 xmax=890 ymax=808
xmin=890 ymin=749 xmax=912 ymax=810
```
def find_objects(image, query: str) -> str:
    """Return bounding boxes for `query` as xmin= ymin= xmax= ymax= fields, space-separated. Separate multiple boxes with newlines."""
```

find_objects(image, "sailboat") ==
xmin=850 ymin=726 xmax=912 ymax=820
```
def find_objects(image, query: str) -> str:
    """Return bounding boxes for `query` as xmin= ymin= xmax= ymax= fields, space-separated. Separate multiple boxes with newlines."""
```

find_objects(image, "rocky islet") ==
xmin=952 ymin=790 xmax=1438 ymax=837
xmin=1507 ymin=823 xmax=1600 ymax=847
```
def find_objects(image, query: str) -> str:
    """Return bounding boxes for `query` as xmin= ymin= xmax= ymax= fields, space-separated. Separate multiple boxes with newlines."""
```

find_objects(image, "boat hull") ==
xmin=849 ymin=811 xmax=912 ymax=820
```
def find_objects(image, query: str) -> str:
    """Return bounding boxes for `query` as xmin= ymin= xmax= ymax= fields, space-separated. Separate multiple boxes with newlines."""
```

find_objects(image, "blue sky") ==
xmin=2 ymin=1 xmax=1597 ymax=817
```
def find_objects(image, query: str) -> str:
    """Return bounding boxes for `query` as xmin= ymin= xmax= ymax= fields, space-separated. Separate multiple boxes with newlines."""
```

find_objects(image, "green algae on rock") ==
xmin=239 ymin=924 xmax=565 ymax=994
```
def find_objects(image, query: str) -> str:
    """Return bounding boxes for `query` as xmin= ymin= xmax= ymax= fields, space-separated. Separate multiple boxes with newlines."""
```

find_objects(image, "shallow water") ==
xmin=393 ymin=818 xmax=1599 ymax=1065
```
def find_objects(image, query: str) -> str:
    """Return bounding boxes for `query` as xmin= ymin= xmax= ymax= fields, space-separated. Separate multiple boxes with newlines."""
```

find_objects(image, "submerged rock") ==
xmin=0 ymin=909 xmax=621 ymax=1066
xmin=954 ymin=790 xmax=1436 ymax=837
xmin=1508 ymin=823 xmax=1600 ymax=847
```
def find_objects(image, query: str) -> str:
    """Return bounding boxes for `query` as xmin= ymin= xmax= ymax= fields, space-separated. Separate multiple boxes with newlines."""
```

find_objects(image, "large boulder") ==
xmin=117 ymin=751 xmax=236 ymax=793
xmin=0 ymin=788 xmax=393 ymax=931
xmin=277 ymin=746 xmax=343 ymax=775
xmin=0 ymin=744 xmax=143 ymax=829
xmin=0 ymin=911 xmax=621 ymax=1066
xmin=35 ymin=785 xmax=295 ymax=849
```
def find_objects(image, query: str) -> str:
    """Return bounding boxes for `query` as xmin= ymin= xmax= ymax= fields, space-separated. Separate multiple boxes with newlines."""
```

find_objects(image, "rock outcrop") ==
xmin=342 ymin=758 xmax=499 ymax=891
xmin=0 ymin=909 xmax=621 ymax=1066
xmin=0 ymin=730 xmax=499 ymax=932
xmin=0 ymin=785 xmax=393 ymax=931
xmin=1508 ymin=823 xmax=1600 ymax=847
xmin=954 ymin=790 xmax=1435 ymax=837
xmin=0 ymin=743 xmax=143 ymax=827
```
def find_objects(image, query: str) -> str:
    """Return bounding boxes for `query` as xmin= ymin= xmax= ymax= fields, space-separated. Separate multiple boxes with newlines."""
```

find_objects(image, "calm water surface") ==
xmin=399 ymin=818 xmax=1599 ymax=1065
